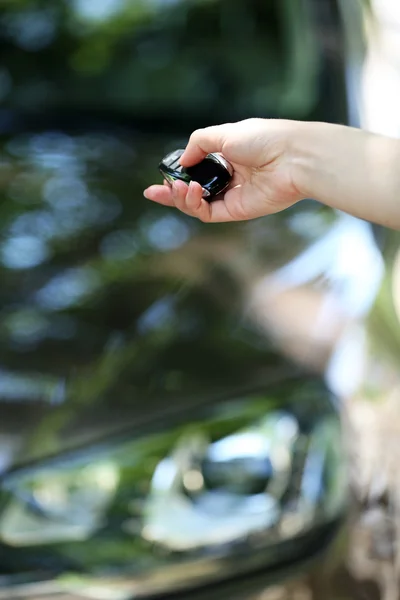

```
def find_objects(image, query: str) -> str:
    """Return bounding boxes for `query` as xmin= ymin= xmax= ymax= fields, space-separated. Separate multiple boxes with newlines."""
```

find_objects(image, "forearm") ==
xmin=292 ymin=121 xmax=400 ymax=229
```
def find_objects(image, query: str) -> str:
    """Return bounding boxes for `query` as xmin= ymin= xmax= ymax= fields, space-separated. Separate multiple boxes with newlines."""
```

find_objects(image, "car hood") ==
xmin=0 ymin=0 xmax=363 ymax=470
xmin=0 ymin=118 xmax=384 ymax=472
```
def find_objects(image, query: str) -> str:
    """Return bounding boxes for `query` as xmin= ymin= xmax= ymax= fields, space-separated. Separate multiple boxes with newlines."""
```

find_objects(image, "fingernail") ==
xmin=143 ymin=189 xmax=150 ymax=199
xmin=188 ymin=181 xmax=195 ymax=192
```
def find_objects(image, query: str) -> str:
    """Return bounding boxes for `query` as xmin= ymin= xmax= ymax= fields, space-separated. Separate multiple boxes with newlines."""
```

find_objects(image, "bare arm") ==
xmin=144 ymin=118 xmax=400 ymax=230
xmin=292 ymin=121 xmax=400 ymax=229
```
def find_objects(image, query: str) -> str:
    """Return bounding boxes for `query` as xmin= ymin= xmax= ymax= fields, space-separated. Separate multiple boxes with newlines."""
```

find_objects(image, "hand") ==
xmin=143 ymin=118 xmax=306 ymax=223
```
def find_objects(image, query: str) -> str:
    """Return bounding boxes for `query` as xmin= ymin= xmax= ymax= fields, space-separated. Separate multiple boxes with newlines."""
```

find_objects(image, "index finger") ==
xmin=179 ymin=124 xmax=230 ymax=167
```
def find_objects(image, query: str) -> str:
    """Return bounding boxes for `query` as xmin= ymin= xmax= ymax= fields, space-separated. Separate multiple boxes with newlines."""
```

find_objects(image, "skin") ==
xmin=143 ymin=118 xmax=400 ymax=230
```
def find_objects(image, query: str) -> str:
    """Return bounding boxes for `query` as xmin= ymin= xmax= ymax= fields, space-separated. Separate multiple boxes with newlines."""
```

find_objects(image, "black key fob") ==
xmin=159 ymin=149 xmax=233 ymax=201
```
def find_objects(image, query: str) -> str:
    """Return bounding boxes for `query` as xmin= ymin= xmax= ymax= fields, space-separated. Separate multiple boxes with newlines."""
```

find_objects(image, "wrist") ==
xmin=288 ymin=120 xmax=332 ymax=202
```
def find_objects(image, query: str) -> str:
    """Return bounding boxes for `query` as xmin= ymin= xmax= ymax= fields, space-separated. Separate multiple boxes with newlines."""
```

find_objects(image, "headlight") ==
xmin=0 ymin=383 xmax=347 ymax=598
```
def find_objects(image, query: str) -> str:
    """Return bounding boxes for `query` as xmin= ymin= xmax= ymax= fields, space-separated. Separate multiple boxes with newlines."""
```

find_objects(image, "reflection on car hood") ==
xmin=0 ymin=124 xmax=383 ymax=468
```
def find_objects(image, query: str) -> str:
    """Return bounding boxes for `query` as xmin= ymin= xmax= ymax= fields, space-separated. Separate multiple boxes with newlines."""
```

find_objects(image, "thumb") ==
xmin=179 ymin=124 xmax=231 ymax=167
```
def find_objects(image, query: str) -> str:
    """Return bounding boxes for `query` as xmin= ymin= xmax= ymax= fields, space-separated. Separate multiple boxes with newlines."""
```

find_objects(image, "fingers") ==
xmin=143 ymin=184 xmax=174 ymax=206
xmin=179 ymin=124 xmax=230 ymax=167
xmin=144 ymin=180 xmax=206 ymax=215
xmin=170 ymin=180 xmax=244 ymax=223
xmin=171 ymin=180 xmax=212 ymax=222
xmin=144 ymin=178 xmax=242 ymax=223
xmin=144 ymin=179 xmax=217 ymax=222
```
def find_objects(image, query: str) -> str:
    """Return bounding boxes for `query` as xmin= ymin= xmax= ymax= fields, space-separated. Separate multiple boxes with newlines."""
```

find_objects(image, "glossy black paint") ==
xmin=0 ymin=0 xmax=371 ymax=598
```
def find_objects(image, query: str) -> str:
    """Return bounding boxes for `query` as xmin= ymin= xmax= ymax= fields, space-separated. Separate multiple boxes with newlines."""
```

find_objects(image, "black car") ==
xmin=0 ymin=0 xmax=385 ymax=598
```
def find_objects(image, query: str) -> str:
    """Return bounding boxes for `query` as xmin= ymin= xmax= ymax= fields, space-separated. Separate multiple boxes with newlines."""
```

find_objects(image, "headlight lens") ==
xmin=0 ymin=386 xmax=347 ymax=597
